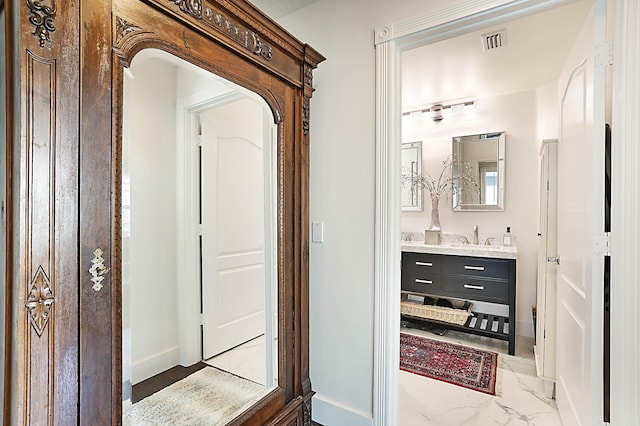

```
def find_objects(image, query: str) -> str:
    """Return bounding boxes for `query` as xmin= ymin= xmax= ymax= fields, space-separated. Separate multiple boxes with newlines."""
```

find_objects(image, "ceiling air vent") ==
xmin=481 ymin=29 xmax=506 ymax=52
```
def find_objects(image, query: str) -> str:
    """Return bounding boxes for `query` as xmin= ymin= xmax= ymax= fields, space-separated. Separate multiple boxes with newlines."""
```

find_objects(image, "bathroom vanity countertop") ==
xmin=401 ymin=241 xmax=517 ymax=259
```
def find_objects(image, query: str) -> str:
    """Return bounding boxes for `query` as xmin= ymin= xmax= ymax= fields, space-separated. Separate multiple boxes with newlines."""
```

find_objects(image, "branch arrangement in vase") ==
xmin=402 ymin=156 xmax=479 ymax=231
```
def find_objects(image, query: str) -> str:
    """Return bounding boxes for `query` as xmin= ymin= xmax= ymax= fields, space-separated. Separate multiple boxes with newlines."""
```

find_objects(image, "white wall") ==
xmin=125 ymin=57 xmax=181 ymax=384
xmin=276 ymin=1 xmax=458 ymax=424
xmin=536 ymin=81 xmax=560 ymax=143
xmin=273 ymin=1 xmax=569 ymax=424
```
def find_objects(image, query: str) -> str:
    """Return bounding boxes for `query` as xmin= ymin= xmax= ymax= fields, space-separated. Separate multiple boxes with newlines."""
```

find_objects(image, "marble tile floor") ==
xmin=399 ymin=324 xmax=562 ymax=426
xmin=205 ymin=335 xmax=266 ymax=386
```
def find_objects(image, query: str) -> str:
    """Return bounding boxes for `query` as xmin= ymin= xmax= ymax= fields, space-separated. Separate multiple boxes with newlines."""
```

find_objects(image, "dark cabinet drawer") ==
xmin=442 ymin=275 xmax=509 ymax=304
xmin=402 ymin=276 xmax=442 ymax=294
xmin=402 ymin=252 xmax=441 ymax=273
xmin=401 ymin=252 xmax=442 ymax=294
xmin=443 ymin=255 xmax=510 ymax=280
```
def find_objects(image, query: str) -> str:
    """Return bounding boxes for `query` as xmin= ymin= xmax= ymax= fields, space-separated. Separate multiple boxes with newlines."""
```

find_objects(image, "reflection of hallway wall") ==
xmin=125 ymin=57 xmax=180 ymax=384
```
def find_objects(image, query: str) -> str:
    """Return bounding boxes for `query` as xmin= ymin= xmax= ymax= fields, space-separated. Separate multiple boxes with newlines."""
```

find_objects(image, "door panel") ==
xmin=200 ymin=99 xmax=266 ymax=360
xmin=557 ymin=58 xmax=592 ymax=425
xmin=556 ymin=2 xmax=606 ymax=424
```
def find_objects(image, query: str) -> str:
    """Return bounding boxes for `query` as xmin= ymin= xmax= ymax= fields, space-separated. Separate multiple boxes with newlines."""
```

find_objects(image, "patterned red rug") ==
xmin=400 ymin=333 xmax=498 ymax=395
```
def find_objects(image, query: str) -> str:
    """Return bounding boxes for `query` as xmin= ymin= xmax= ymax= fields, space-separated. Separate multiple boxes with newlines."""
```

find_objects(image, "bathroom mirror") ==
xmin=401 ymin=141 xmax=423 ymax=211
xmin=452 ymin=132 xmax=506 ymax=211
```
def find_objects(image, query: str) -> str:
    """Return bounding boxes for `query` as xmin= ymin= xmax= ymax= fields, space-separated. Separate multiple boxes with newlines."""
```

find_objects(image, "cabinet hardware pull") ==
xmin=415 ymin=261 xmax=433 ymax=267
xmin=464 ymin=265 xmax=485 ymax=271
xmin=464 ymin=284 xmax=484 ymax=290
xmin=415 ymin=279 xmax=433 ymax=284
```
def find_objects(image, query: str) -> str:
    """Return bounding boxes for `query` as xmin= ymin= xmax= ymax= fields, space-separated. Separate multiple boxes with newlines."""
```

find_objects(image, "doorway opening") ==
xmin=374 ymin=1 xmax=609 ymax=424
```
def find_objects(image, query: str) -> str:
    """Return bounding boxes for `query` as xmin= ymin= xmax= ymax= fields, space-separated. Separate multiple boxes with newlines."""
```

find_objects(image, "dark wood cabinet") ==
xmin=401 ymin=251 xmax=517 ymax=355
xmin=3 ymin=1 xmax=323 ymax=424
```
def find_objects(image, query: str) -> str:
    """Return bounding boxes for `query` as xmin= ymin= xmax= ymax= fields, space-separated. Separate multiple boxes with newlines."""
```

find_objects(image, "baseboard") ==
xmin=312 ymin=394 xmax=372 ymax=426
xmin=132 ymin=346 xmax=181 ymax=384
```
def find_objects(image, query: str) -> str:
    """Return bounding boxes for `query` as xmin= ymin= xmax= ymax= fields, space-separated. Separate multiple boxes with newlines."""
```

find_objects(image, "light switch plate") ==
xmin=312 ymin=221 xmax=324 ymax=243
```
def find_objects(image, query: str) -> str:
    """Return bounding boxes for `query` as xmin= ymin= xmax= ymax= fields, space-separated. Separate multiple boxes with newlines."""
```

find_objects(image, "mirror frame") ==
xmin=452 ymin=131 xmax=506 ymax=211
xmin=110 ymin=2 xmax=323 ymax=424
xmin=401 ymin=141 xmax=423 ymax=211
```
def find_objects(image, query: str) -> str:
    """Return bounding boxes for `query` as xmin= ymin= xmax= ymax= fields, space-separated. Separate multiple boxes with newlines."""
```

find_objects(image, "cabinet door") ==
xmin=401 ymin=252 xmax=442 ymax=295
xmin=8 ymin=2 xmax=81 ymax=424
xmin=78 ymin=1 xmax=115 ymax=421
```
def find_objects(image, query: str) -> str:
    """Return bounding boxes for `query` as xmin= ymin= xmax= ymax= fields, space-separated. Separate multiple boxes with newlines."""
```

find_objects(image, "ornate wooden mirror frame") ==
xmin=3 ymin=0 xmax=323 ymax=424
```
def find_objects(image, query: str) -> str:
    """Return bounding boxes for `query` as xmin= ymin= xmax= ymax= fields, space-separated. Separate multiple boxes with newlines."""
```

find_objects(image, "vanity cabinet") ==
xmin=401 ymin=250 xmax=517 ymax=355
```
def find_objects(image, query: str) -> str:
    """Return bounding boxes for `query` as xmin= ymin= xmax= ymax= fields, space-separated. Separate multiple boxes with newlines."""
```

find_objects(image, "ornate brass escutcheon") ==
xmin=89 ymin=248 xmax=110 ymax=292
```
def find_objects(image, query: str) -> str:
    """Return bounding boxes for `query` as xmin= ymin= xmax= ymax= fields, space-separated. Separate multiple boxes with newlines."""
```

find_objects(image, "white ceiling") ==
xmin=402 ymin=1 xmax=592 ymax=111
xmin=249 ymin=0 xmax=318 ymax=18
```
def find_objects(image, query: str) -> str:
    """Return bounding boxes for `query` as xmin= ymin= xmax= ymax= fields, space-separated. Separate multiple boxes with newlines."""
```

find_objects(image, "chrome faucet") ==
xmin=473 ymin=225 xmax=479 ymax=245
xmin=456 ymin=235 xmax=469 ymax=245
xmin=484 ymin=237 xmax=496 ymax=246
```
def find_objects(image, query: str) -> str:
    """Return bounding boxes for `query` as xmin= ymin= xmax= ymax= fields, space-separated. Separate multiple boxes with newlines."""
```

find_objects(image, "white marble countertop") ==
xmin=401 ymin=241 xmax=517 ymax=259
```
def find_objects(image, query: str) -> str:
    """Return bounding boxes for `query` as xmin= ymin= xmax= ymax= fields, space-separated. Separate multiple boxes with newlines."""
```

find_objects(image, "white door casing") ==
xmin=555 ymin=2 xmax=606 ymax=425
xmin=200 ymin=99 xmax=266 ymax=359
xmin=374 ymin=1 xmax=615 ymax=425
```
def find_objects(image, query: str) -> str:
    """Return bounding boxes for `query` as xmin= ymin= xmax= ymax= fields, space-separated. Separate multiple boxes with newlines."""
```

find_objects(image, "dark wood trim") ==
xmin=3 ymin=0 xmax=14 ymax=423
xmin=131 ymin=362 xmax=208 ymax=403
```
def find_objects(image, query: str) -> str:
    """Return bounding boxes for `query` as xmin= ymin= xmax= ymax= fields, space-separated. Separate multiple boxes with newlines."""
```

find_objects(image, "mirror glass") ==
xmin=121 ymin=49 xmax=278 ymax=424
xmin=452 ymin=131 xmax=505 ymax=211
xmin=401 ymin=141 xmax=423 ymax=211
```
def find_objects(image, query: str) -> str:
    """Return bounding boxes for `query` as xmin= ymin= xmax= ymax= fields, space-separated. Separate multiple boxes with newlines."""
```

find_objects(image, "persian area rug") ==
xmin=400 ymin=333 xmax=498 ymax=395
xmin=123 ymin=366 xmax=264 ymax=425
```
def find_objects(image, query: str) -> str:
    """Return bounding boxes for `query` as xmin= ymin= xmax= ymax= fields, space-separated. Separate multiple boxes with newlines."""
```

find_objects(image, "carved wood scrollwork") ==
xmin=172 ymin=0 xmax=203 ymax=19
xmin=168 ymin=0 xmax=273 ymax=61
xmin=303 ymin=399 xmax=312 ymax=426
xmin=25 ymin=266 xmax=55 ymax=337
xmin=115 ymin=17 xmax=143 ymax=44
xmin=26 ymin=0 xmax=57 ymax=47
xmin=302 ymin=97 xmax=310 ymax=136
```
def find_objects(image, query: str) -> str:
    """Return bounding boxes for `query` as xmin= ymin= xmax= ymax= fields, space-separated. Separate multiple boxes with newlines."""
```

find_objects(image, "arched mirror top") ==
xmin=112 ymin=0 xmax=325 ymax=90
xmin=119 ymin=41 xmax=286 ymax=125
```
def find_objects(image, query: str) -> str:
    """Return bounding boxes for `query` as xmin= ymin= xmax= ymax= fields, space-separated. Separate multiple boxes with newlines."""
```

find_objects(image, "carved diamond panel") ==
xmin=25 ymin=266 xmax=55 ymax=336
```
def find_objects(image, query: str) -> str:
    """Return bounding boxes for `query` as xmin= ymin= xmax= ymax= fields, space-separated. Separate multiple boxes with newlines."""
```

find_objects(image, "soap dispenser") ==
xmin=503 ymin=227 xmax=512 ymax=246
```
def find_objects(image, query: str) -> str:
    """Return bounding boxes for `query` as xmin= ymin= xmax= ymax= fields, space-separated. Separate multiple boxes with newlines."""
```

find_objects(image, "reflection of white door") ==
xmin=200 ymin=100 xmax=265 ymax=359
xmin=555 ymin=3 xmax=606 ymax=425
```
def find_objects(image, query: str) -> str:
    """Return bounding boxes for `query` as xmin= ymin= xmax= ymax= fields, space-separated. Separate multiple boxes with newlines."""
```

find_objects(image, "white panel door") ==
xmin=200 ymin=100 xmax=265 ymax=359
xmin=535 ymin=139 xmax=557 ymax=398
xmin=556 ymin=3 xmax=606 ymax=425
